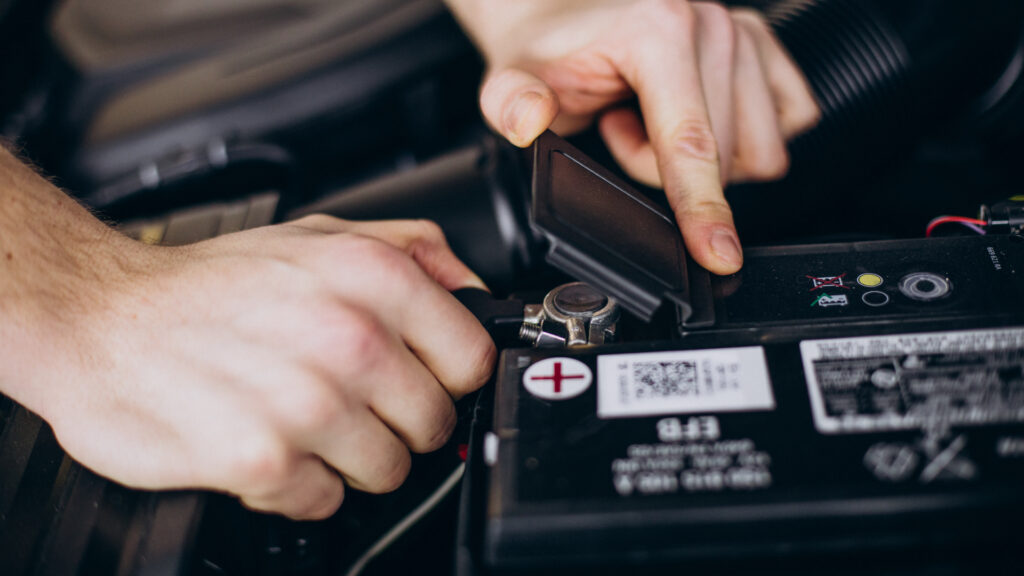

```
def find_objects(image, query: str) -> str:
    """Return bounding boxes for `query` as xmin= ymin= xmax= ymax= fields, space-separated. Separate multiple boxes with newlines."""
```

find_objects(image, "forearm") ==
xmin=0 ymin=146 xmax=140 ymax=415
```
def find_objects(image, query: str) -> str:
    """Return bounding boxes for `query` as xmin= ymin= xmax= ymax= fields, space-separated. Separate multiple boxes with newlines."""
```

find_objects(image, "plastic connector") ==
xmin=981 ymin=197 xmax=1024 ymax=234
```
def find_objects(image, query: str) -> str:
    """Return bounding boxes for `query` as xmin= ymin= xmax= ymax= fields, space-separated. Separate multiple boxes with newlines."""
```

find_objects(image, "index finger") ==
xmin=608 ymin=3 xmax=742 ymax=275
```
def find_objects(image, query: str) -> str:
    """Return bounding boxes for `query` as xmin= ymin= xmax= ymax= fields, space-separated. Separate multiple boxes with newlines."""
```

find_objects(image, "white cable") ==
xmin=344 ymin=462 xmax=466 ymax=576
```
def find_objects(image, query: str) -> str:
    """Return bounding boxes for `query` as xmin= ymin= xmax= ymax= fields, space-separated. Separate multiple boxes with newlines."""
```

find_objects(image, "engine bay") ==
xmin=2 ymin=1 xmax=1024 ymax=575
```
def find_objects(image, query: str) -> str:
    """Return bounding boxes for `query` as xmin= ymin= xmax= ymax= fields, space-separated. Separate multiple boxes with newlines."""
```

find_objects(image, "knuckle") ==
xmin=353 ymin=236 xmax=420 ymax=288
xmin=439 ymin=335 xmax=497 ymax=399
xmin=294 ymin=213 xmax=338 ymax=229
xmin=668 ymin=121 xmax=719 ymax=163
xmin=300 ymin=233 xmax=364 ymax=271
xmin=415 ymin=400 xmax=458 ymax=454
xmin=344 ymin=234 xmax=393 ymax=262
xmin=247 ymin=256 xmax=303 ymax=288
xmin=465 ymin=339 xmax=498 ymax=392
xmin=702 ymin=199 xmax=735 ymax=220
xmin=675 ymin=198 xmax=734 ymax=224
xmin=279 ymin=381 xmax=341 ymax=433
xmin=412 ymin=219 xmax=446 ymax=243
xmin=407 ymin=219 xmax=452 ymax=262
xmin=302 ymin=479 xmax=345 ymax=520
xmin=369 ymin=448 xmax=412 ymax=494
xmin=331 ymin=308 xmax=389 ymax=375
xmin=231 ymin=437 xmax=293 ymax=495
xmin=308 ymin=496 xmax=344 ymax=522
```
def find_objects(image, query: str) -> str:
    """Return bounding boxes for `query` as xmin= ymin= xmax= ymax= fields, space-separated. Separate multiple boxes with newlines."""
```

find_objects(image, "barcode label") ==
xmin=596 ymin=347 xmax=774 ymax=419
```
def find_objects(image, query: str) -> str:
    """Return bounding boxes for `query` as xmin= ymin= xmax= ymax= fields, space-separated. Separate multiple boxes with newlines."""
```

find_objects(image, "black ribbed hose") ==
xmin=766 ymin=0 xmax=1024 ymax=174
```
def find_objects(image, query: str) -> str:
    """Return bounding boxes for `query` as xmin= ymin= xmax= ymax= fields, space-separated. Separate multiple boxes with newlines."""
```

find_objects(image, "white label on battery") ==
xmin=596 ymin=347 xmax=774 ymax=419
xmin=522 ymin=357 xmax=592 ymax=401
xmin=800 ymin=327 xmax=1024 ymax=434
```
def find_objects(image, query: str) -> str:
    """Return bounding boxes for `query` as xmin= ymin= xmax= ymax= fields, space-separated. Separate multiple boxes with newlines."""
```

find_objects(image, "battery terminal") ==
xmin=519 ymin=283 xmax=619 ymax=348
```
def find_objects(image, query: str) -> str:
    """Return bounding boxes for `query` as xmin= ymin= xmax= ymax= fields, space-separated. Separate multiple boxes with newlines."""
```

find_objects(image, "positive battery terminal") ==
xmin=519 ymin=282 xmax=620 ymax=348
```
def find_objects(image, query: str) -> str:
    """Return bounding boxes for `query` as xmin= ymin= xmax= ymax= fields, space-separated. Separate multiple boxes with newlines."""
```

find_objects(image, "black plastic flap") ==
xmin=530 ymin=131 xmax=713 ymax=325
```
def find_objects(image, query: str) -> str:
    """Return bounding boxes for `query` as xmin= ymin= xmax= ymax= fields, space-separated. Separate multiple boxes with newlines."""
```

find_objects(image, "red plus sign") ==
xmin=529 ymin=361 xmax=585 ymax=393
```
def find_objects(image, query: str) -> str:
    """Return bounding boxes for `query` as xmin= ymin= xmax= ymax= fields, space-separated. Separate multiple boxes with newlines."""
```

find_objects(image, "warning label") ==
xmin=801 ymin=328 xmax=1024 ymax=433
xmin=596 ymin=347 xmax=774 ymax=419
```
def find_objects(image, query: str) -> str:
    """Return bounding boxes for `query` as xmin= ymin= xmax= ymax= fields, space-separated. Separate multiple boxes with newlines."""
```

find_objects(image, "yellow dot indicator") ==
xmin=857 ymin=273 xmax=883 ymax=288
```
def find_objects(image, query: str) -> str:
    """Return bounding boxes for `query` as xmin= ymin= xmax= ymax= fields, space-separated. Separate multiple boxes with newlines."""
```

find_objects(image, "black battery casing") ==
xmin=459 ymin=234 xmax=1024 ymax=576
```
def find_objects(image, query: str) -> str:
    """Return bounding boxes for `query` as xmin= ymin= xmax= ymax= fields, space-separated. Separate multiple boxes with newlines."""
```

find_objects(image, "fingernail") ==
xmin=462 ymin=274 xmax=490 ymax=293
xmin=504 ymin=91 xmax=545 ymax=146
xmin=710 ymin=229 xmax=743 ymax=269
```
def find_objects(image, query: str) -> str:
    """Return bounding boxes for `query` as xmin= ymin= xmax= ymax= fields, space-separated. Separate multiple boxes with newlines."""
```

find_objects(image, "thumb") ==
xmin=480 ymin=68 xmax=559 ymax=147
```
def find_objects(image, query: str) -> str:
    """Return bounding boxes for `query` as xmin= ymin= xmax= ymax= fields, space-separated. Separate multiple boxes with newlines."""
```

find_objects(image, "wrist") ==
xmin=0 ymin=147 xmax=153 ymax=419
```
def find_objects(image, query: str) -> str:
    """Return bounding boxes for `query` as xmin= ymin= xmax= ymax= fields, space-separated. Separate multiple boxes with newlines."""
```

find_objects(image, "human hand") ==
xmin=16 ymin=214 xmax=495 ymax=520
xmin=448 ymin=0 xmax=820 ymax=274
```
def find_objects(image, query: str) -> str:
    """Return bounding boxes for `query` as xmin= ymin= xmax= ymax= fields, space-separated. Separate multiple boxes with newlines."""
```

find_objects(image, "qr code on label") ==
xmin=597 ymin=347 xmax=774 ymax=418
xmin=632 ymin=360 xmax=698 ymax=399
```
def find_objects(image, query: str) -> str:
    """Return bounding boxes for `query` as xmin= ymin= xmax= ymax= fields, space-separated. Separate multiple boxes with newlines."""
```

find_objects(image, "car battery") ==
xmin=455 ymin=133 xmax=1024 ymax=575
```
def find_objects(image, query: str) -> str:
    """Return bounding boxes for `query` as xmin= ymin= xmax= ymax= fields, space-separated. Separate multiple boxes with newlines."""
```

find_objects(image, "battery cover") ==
xmin=530 ymin=131 xmax=713 ymax=325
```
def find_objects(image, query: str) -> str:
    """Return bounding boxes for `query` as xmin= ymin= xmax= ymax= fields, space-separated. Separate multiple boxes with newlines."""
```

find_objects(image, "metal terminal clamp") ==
xmin=519 ymin=282 xmax=620 ymax=348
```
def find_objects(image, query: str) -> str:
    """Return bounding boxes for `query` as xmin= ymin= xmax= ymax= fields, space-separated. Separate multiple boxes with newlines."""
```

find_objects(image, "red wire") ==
xmin=925 ymin=216 xmax=987 ymax=238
